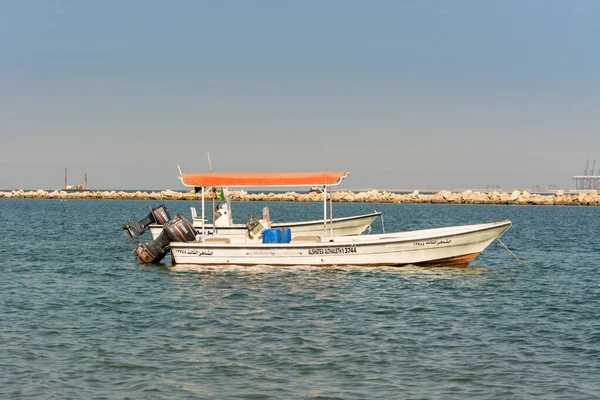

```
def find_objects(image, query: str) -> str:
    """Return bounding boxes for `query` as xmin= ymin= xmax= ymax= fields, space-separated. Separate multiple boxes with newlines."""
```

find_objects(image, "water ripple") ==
xmin=1 ymin=200 xmax=599 ymax=398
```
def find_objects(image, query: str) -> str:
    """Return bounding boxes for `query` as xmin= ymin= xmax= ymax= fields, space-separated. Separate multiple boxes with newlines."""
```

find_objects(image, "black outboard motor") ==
xmin=123 ymin=205 xmax=172 ymax=238
xmin=134 ymin=215 xmax=197 ymax=263
xmin=133 ymin=229 xmax=172 ymax=263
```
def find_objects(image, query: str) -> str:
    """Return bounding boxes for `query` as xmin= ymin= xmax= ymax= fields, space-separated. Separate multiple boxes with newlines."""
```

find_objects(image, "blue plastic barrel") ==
xmin=262 ymin=229 xmax=281 ymax=243
xmin=280 ymin=228 xmax=292 ymax=243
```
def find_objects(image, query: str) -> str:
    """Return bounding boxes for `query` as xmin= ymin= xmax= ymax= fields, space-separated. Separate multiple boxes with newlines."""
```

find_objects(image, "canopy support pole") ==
xmin=212 ymin=187 xmax=216 ymax=235
xmin=329 ymin=185 xmax=333 ymax=236
xmin=323 ymin=185 xmax=327 ymax=240
xmin=201 ymin=187 xmax=205 ymax=242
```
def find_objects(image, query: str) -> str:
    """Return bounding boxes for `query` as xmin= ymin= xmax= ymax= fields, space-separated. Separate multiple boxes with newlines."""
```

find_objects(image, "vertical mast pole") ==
xmin=64 ymin=167 xmax=67 ymax=189
xmin=323 ymin=185 xmax=327 ymax=240
xmin=201 ymin=187 xmax=205 ymax=242
xmin=207 ymin=152 xmax=217 ymax=234
xmin=329 ymin=185 xmax=333 ymax=236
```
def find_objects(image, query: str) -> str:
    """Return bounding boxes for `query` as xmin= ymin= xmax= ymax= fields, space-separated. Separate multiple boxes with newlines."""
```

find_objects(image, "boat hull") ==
xmin=149 ymin=212 xmax=381 ymax=242
xmin=169 ymin=220 xmax=511 ymax=268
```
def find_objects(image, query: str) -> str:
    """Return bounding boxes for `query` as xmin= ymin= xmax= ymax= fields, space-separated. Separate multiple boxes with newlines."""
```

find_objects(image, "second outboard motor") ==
xmin=133 ymin=229 xmax=172 ymax=263
xmin=134 ymin=215 xmax=196 ymax=263
xmin=163 ymin=215 xmax=197 ymax=243
xmin=123 ymin=205 xmax=172 ymax=238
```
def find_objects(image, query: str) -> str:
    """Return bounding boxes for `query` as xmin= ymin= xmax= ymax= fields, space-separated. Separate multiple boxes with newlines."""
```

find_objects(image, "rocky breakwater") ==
xmin=1 ymin=189 xmax=599 ymax=206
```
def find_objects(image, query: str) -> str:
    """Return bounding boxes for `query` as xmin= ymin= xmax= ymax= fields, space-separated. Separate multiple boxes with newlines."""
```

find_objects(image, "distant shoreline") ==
xmin=1 ymin=189 xmax=599 ymax=206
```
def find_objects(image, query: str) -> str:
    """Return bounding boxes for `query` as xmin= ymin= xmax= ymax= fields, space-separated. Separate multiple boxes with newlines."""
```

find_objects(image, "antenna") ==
xmin=207 ymin=152 xmax=216 ymax=231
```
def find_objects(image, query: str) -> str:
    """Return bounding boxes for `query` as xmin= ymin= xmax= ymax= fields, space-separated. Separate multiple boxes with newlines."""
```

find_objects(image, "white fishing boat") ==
xmin=143 ymin=171 xmax=512 ymax=268
xmin=148 ymin=207 xmax=380 ymax=242
xmin=170 ymin=220 xmax=512 ymax=267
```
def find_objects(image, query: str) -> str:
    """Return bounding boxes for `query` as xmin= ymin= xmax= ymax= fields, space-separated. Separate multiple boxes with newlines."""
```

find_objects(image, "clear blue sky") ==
xmin=1 ymin=1 xmax=599 ymax=191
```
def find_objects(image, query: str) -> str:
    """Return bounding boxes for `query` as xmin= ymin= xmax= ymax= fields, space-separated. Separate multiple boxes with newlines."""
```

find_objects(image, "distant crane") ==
xmin=573 ymin=159 xmax=599 ymax=190
xmin=594 ymin=160 xmax=599 ymax=190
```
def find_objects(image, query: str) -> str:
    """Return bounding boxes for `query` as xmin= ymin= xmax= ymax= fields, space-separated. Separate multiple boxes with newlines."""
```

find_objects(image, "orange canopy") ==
xmin=179 ymin=172 xmax=349 ymax=188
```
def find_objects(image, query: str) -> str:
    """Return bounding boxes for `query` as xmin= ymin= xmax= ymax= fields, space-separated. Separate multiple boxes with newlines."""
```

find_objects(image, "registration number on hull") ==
xmin=308 ymin=246 xmax=357 ymax=255
xmin=174 ymin=245 xmax=359 ymax=257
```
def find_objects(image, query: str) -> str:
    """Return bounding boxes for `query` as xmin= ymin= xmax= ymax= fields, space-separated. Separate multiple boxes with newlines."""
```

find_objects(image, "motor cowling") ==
xmin=123 ymin=205 xmax=172 ymax=238
xmin=134 ymin=215 xmax=196 ymax=263
xmin=163 ymin=214 xmax=197 ymax=242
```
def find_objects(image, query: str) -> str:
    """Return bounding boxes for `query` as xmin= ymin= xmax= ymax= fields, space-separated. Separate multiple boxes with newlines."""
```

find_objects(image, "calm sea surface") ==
xmin=1 ymin=199 xmax=599 ymax=399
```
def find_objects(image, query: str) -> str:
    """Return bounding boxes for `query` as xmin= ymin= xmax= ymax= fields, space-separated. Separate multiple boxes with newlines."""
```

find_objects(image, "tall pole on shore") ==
xmin=85 ymin=169 xmax=88 ymax=189
xmin=64 ymin=167 xmax=67 ymax=189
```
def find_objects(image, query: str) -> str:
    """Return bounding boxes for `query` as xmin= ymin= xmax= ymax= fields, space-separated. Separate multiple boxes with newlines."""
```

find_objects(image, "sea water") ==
xmin=1 ymin=199 xmax=599 ymax=399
